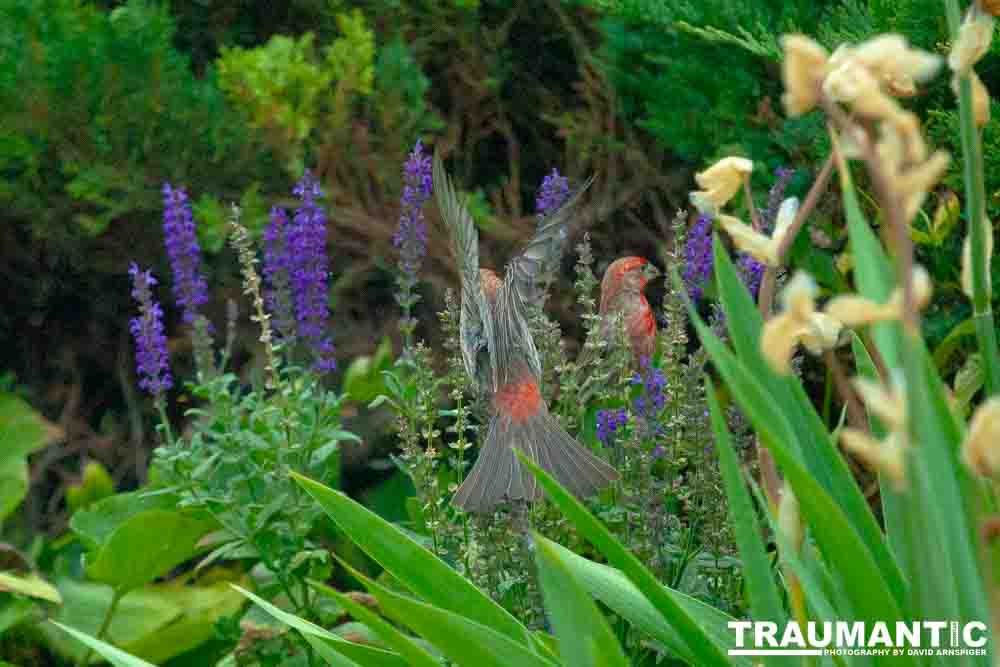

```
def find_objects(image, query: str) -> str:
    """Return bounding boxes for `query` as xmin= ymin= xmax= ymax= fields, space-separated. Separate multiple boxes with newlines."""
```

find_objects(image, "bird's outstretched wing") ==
xmin=434 ymin=153 xmax=496 ymax=392
xmin=507 ymin=175 xmax=595 ymax=312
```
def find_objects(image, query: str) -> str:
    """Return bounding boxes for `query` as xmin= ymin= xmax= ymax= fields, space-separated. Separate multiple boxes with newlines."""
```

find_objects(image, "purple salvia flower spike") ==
xmin=535 ymin=168 xmax=570 ymax=218
xmin=129 ymin=263 xmax=172 ymax=398
xmin=683 ymin=213 xmax=713 ymax=302
xmin=263 ymin=205 xmax=297 ymax=342
xmin=394 ymin=140 xmax=433 ymax=277
xmin=162 ymin=183 xmax=209 ymax=324
xmin=289 ymin=170 xmax=336 ymax=372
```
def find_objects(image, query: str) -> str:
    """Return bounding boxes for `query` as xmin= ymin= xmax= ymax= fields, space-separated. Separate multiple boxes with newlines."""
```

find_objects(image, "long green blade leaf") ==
xmin=535 ymin=535 xmax=629 ymax=667
xmin=292 ymin=472 xmax=531 ymax=646
xmin=517 ymin=452 xmax=733 ymax=667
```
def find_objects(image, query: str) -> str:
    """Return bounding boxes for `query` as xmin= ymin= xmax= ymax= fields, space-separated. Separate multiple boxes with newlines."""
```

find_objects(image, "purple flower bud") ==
xmin=162 ymin=184 xmax=209 ymax=324
xmin=535 ymin=168 xmax=570 ymax=218
xmin=128 ymin=263 xmax=172 ymax=398
xmin=683 ymin=214 xmax=713 ymax=302
xmin=596 ymin=407 xmax=629 ymax=445
xmin=632 ymin=356 xmax=667 ymax=419
xmin=737 ymin=253 xmax=765 ymax=299
xmin=289 ymin=170 xmax=336 ymax=373
xmin=393 ymin=141 xmax=433 ymax=277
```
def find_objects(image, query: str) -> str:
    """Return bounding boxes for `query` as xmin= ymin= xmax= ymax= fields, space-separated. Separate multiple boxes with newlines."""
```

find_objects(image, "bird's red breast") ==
xmin=492 ymin=374 xmax=543 ymax=422
xmin=627 ymin=297 xmax=657 ymax=359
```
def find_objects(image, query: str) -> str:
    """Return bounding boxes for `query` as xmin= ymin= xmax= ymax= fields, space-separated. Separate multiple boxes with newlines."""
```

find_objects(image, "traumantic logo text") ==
xmin=728 ymin=621 xmax=989 ymax=657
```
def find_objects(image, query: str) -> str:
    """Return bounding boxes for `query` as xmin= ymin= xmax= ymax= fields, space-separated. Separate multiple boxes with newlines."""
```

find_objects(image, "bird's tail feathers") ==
xmin=452 ymin=410 xmax=619 ymax=513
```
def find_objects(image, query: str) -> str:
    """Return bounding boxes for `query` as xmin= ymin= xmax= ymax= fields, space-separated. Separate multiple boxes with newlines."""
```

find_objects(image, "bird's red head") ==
xmin=600 ymin=256 xmax=661 ymax=302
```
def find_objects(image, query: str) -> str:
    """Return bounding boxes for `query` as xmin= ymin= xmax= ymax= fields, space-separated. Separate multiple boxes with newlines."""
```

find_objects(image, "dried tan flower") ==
xmin=761 ymin=272 xmax=844 ymax=374
xmin=689 ymin=157 xmax=753 ymax=213
xmin=961 ymin=398 xmax=1000 ymax=477
xmin=717 ymin=197 xmax=798 ymax=267
xmin=840 ymin=375 xmax=908 ymax=488
xmin=952 ymin=70 xmax=992 ymax=128
xmin=840 ymin=429 xmax=907 ymax=489
xmin=949 ymin=3 xmax=995 ymax=74
xmin=781 ymin=35 xmax=830 ymax=117
xmin=824 ymin=266 xmax=933 ymax=326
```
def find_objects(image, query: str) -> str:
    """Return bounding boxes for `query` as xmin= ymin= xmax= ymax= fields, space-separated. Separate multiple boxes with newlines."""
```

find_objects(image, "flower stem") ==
xmin=77 ymin=587 xmax=125 ymax=667
xmin=945 ymin=0 xmax=1000 ymax=396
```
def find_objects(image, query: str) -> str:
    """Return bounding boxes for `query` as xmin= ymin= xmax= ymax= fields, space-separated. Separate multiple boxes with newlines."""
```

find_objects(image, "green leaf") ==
xmin=836 ymin=150 xmax=900 ymax=368
xmin=539 ymin=541 xmax=751 ymax=667
xmin=41 ymin=576 xmax=244 ymax=664
xmin=232 ymin=585 xmax=407 ymax=667
xmin=363 ymin=573 xmax=557 ymax=667
xmin=83 ymin=508 xmax=215 ymax=592
xmin=49 ymin=622 xmax=156 ymax=667
xmin=0 ymin=393 xmax=59 ymax=463
xmin=756 ymin=426 xmax=903 ymax=625
xmin=308 ymin=579 xmax=441 ymax=667
xmin=516 ymin=452 xmax=732 ymax=667
xmin=706 ymin=381 xmax=785 ymax=631
xmin=534 ymin=535 xmax=629 ymax=667
xmin=301 ymin=635 xmax=364 ymax=667
xmin=933 ymin=317 xmax=977 ymax=371
xmin=0 ymin=392 xmax=61 ymax=522
xmin=0 ymin=571 xmax=61 ymax=603
xmin=687 ymin=266 xmax=905 ymax=607
xmin=0 ymin=459 xmax=29 ymax=525
xmin=66 ymin=461 xmax=115 ymax=513
xmin=292 ymin=472 xmax=532 ymax=646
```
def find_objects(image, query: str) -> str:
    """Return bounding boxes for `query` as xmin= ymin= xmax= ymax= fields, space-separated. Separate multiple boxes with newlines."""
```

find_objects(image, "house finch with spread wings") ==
xmin=434 ymin=154 xmax=619 ymax=513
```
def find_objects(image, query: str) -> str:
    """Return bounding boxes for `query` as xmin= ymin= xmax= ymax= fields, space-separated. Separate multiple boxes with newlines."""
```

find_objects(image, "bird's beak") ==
xmin=642 ymin=263 xmax=663 ymax=283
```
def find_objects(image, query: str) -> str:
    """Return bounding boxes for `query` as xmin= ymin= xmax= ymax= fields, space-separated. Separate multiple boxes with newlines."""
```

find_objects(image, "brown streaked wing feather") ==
xmin=434 ymin=153 xmax=497 ymax=392
xmin=507 ymin=175 xmax=595 ymax=312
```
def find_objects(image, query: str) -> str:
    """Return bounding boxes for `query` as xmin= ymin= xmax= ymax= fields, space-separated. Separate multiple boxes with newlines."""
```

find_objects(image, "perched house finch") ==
xmin=598 ymin=256 xmax=661 ymax=363
xmin=434 ymin=155 xmax=619 ymax=512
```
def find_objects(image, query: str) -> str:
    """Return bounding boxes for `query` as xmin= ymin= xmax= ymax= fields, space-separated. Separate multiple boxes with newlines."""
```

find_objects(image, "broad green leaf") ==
xmin=84 ymin=508 xmax=215 ymax=592
xmin=41 ymin=576 xmax=243 ymax=664
xmin=0 ymin=392 xmax=61 ymax=521
xmin=534 ymin=535 xmax=629 ymax=667
xmin=233 ymin=586 xmax=407 ymax=667
xmin=118 ymin=579 xmax=246 ymax=665
xmin=292 ymin=472 xmax=532 ymax=646
xmin=541 ymin=541 xmax=752 ymax=667
xmin=0 ymin=392 xmax=61 ymax=464
xmin=50 ymin=622 xmax=156 ymax=667
xmin=0 ymin=459 xmax=28 ymax=525
xmin=516 ymin=453 xmax=732 ymax=667
xmin=66 ymin=461 xmax=115 ymax=513
xmin=365 ymin=573 xmax=557 ymax=667
xmin=70 ymin=491 xmax=186 ymax=552
xmin=308 ymin=578 xmax=440 ymax=667
xmin=706 ymin=382 xmax=785 ymax=634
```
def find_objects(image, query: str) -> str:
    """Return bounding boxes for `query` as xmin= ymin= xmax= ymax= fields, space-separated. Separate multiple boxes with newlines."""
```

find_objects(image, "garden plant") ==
xmin=3 ymin=0 xmax=1000 ymax=666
